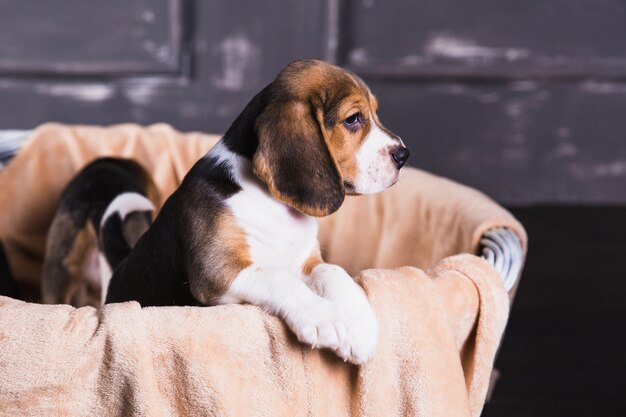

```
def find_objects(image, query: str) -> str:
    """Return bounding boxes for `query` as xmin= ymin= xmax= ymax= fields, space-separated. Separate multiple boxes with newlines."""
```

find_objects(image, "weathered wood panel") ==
xmin=344 ymin=0 xmax=626 ymax=79
xmin=370 ymin=79 xmax=626 ymax=204
xmin=0 ymin=0 xmax=329 ymax=129
xmin=0 ymin=0 xmax=185 ymax=75
xmin=0 ymin=0 xmax=625 ymax=205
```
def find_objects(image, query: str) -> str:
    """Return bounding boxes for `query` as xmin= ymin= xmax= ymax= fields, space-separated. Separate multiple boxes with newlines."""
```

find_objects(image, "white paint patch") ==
xmin=100 ymin=192 xmax=155 ymax=229
xmin=121 ymin=77 xmax=169 ymax=106
xmin=99 ymin=252 xmax=113 ymax=306
xmin=594 ymin=161 xmax=626 ymax=177
xmin=505 ymin=102 xmax=524 ymax=118
xmin=580 ymin=81 xmax=626 ymax=95
xmin=142 ymin=40 xmax=172 ymax=63
xmin=425 ymin=34 xmax=529 ymax=62
xmin=554 ymin=142 xmax=578 ymax=158
xmin=140 ymin=9 xmax=155 ymax=23
xmin=353 ymin=124 xmax=401 ymax=194
xmin=398 ymin=55 xmax=424 ymax=65
xmin=213 ymin=35 xmax=260 ymax=91
xmin=35 ymin=84 xmax=114 ymax=102
xmin=349 ymin=48 xmax=369 ymax=65
xmin=569 ymin=160 xmax=626 ymax=179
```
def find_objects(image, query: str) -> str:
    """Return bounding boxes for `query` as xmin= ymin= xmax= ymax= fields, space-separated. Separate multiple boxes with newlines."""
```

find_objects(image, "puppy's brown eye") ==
xmin=344 ymin=113 xmax=361 ymax=127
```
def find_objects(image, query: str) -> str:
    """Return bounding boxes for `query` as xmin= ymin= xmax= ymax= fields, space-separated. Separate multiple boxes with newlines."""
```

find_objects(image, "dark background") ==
xmin=0 ymin=1 xmax=625 ymax=415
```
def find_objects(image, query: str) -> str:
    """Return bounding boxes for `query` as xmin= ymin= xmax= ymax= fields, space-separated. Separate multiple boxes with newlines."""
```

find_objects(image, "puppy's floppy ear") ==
xmin=253 ymin=98 xmax=344 ymax=217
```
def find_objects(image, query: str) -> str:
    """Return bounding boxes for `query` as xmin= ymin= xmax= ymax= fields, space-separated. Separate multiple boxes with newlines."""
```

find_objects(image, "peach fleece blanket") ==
xmin=0 ymin=123 xmax=526 ymax=417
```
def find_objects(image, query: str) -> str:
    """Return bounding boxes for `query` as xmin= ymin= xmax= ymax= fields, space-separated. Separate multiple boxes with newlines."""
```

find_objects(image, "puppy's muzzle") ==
xmin=390 ymin=146 xmax=410 ymax=169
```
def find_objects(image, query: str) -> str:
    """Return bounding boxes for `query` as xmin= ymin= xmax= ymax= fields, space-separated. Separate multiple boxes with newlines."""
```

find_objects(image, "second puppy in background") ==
xmin=41 ymin=157 xmax=158 ymax=308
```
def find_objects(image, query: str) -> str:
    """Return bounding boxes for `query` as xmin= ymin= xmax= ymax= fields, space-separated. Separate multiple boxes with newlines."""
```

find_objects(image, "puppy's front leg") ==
xmin=220 ymin=265 xmax=353 ymax=358
xmin=303 ymin=264 xmax=379 ymax=364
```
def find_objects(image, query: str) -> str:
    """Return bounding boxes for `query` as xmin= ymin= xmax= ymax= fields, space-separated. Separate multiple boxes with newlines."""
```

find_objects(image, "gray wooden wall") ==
xmin=1 ymin=0 xmax=625 ymax=205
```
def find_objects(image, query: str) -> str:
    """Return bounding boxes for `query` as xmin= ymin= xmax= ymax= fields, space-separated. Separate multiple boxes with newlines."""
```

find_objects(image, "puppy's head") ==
xmin=252 ymin=59 xmax=409 ymax=217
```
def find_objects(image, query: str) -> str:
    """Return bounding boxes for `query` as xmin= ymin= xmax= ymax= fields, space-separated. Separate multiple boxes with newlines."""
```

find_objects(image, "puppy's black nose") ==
xmin=391 ymin=146 xmax=410 ymax=169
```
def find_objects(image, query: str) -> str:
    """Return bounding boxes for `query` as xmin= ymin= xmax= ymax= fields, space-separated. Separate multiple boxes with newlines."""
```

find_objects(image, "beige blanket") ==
xmin=0 ymin=123 xmax=526 ymax=417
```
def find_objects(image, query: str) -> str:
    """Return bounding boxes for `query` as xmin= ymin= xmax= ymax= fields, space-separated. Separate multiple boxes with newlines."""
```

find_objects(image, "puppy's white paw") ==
xmin=284 ymin=297 xmax=348 ymax=352
xmin=306 ymin=264 xmax=379 ymax=364
xmin=339 ymin=301 xmax=379 ymax=364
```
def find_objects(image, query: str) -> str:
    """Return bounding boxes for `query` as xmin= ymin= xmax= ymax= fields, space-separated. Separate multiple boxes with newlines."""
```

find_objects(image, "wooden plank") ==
xmin=1 ymin=0 xmax=625 ymax=204
xmin=343 ymin=0 xmax=626 ymax=79
xmin=0 ymin=0 xmax=184 ymax=75
xmin=365 ymin=79 xmax=626 ymax=204
xmin=2 ymin=79 xmax=626 ymax=205
xmin=0 ymin=0 xmax=329 ymax=129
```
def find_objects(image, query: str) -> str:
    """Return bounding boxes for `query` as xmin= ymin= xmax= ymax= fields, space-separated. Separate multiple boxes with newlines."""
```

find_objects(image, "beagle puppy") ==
xmin=106 ymin=59 xmax=409 ymax=364
xmin=42 ymin=157 xmax=158 ymax=308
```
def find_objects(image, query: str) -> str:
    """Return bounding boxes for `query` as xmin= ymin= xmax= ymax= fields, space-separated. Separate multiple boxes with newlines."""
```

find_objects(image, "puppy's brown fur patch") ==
xmin=63 ymin=222 xmax=101 ymax=308
xmin=320 ymin=94 xmax=372 ymax=185
xmin=42 ymin=212 xmax=76 ymax=304
xmin=301 ymin=246 xmax=323 ymax=275
xmin=187 ymin=209 xmax=252 ymax=305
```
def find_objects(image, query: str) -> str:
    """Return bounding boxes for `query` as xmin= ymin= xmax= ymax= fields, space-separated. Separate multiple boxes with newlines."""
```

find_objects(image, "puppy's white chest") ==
xmin=226 ymin=183 xmax=318 ymax=272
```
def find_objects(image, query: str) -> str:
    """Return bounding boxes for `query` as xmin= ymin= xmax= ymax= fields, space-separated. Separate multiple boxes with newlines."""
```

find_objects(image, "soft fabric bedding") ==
xmin=0 ymin=123 xmax=526 ymax=417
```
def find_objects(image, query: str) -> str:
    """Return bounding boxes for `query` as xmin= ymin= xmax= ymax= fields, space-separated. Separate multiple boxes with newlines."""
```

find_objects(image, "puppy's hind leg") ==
xmin=42 ymin=212 xmax=80 ymax=304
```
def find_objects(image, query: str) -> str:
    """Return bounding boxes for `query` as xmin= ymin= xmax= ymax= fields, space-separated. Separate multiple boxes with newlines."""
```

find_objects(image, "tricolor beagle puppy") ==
xmin=106 ymin=59 xmax=409 ymax=364
xmin=42 ymin=157 xmax=157 ymax=308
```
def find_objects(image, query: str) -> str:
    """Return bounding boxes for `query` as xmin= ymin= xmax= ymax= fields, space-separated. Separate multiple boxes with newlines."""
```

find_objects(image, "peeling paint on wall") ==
xmin=212 ymin=35 xmax=260 ymax=91
xmin=34 ymin=84 xmax=114 ymax=102
xmin=580 ymin=81 xmax=626 ymax=95
xmin=424 ymin=34 xmax=529 ymax=62
xmin=398 ymin=55 xmax=425 ymax=65
xmin=594 ymin=161 xmax=626 ymax=177
xmin=554 ymin=142 xmax=578 ymax=158
xmin=121 ymin=78 xmax=169 ymax=105
xmin=569 ymin=160 xmax=626 ymax=180
xmin=139 ymin=9 xmax=156 ymax=24
xmin=142 ymin=40 xmax=172 ymax=64
xmin=349 ymin=48 xmax=369 ymax=65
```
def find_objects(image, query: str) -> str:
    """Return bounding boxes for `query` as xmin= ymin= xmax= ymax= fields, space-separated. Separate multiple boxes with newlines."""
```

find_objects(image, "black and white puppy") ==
xmin=106 ymin=59 xmax=409 ymax=364
xmin=42 ymin=157 xmax=157 ymax=307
